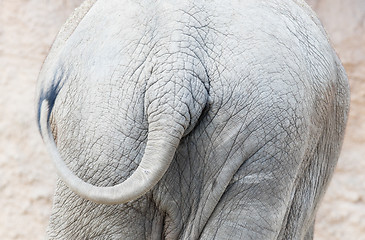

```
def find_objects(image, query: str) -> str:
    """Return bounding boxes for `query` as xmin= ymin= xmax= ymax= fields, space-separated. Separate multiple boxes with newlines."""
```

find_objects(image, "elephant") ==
xmin=36 ymin=0 xmax=350 ymax=239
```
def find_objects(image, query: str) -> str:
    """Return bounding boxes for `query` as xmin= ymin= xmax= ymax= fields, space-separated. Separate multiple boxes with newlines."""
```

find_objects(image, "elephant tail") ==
xmin=38 ymin=101 xmax=178 ymax=204
xmin=37 ymin=69 xmax=209 ymax=204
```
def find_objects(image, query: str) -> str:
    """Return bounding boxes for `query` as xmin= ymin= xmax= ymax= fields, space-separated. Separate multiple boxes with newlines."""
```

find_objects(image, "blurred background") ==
xmin=0 ymin=0 xmax=364 ymax=239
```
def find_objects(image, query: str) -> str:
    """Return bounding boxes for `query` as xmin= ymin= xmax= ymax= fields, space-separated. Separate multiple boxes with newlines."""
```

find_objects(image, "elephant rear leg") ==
xmin=197 ymin=146 xmax=306 ymax=239
xmin=198 ymin=132 xmax=341 ymax=239
xmin=277 ymin=130 xmax=342 ymax=239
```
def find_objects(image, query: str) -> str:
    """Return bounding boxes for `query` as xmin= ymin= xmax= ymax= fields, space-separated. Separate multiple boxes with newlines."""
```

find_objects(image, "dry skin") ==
xmin=0 ymin=0 xmax=363 ymax=239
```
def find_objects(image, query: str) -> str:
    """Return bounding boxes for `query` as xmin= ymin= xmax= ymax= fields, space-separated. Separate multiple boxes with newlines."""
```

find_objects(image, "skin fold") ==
xmin=36 ymin=0 xmax=350 ymax=239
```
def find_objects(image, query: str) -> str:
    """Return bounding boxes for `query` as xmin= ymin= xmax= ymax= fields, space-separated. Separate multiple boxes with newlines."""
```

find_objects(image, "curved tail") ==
xmin=39 ymin=99 xmax=185 ymax=204
xmin=37 ymin=71 xmax=208 ymax=204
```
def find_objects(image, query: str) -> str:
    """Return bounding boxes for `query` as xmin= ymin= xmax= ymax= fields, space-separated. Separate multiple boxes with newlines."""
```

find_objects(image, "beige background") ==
xmin=0 ymin=0 xmax=363 ymax=239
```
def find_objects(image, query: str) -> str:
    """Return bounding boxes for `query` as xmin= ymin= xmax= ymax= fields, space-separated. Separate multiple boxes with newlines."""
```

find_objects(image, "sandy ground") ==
xmin=0 ymin=0 xmax=364 ymax=239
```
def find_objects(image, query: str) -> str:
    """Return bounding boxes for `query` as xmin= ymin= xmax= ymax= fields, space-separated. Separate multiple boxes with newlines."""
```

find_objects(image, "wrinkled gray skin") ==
xmin=36 ymin=0 xmax=350 ymax=239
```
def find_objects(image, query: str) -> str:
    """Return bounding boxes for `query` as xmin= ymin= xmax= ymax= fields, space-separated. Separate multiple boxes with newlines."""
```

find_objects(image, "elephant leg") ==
xmin=304 ymin=222 xmax=314 ymax=240
xmin=46 ymin=181 xmax=164 ymax=240
xmin=197 ymin=144 xmax=305 ymax=239
xmin=277 ymin=126 xmax=342 ymax=240
xmin=198 ymin=122 xmax=342 ymax=240
xmin=198 ymin=146 xmax=334 ymax=239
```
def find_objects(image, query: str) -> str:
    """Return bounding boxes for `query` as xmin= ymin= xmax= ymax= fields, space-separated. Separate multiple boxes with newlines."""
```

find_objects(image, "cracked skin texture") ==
xmin=37 ymin=0 xmax=350 ymax=239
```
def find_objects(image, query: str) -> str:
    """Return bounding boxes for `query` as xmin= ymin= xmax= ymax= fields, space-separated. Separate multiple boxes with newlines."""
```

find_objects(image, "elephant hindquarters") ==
xmin=199 ymin=64 xmax=349 ymax=240
xmin=277 ymin=64 xmax=350 ymax=239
